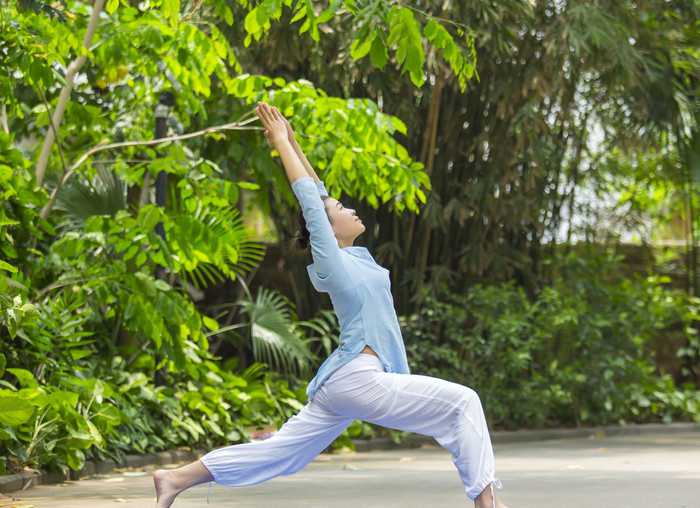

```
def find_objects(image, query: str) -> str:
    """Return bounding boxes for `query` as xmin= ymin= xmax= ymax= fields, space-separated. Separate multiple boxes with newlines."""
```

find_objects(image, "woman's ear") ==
xmin=322 ymin=197 xmax=334 ymax=225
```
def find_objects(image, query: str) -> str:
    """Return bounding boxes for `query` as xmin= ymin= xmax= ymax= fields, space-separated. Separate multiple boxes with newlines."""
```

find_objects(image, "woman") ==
xmin=153 ymin=102 xmax=508 ymax=508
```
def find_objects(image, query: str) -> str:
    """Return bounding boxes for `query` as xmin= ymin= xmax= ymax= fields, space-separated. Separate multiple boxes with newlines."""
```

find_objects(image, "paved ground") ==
xmin=3 ymin=431 xmax=699 ymax=508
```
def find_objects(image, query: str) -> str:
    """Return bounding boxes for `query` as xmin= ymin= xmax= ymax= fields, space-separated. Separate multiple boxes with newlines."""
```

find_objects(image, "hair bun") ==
xmin=295 ymin=209 xmax=311 ymax=250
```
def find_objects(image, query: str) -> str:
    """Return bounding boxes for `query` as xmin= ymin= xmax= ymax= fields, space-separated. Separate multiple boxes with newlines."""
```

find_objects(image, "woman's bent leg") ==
xmin=323 ymin=357 xmax=502 ymax=503
xmin=199 ymin=395 xmax=353 ymax=487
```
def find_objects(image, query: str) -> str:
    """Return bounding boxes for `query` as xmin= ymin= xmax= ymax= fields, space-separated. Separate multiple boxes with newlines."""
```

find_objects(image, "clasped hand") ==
xmin=255 ymin=102 xmax=295 ymax=149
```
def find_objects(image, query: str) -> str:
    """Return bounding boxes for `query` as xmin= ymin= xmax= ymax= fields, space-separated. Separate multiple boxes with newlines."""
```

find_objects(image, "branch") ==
xmin=0 ymin=104 xmax=8 ymax=134
xmin=35 ymin=0 xmax=106 ymax=187
xmin=36 ymin=86 xmax=69 ymax=176
xmin=181 ymin=0 xmax=205 ymax=22
xmin=39 ymin=113 xmax=262 ymax=220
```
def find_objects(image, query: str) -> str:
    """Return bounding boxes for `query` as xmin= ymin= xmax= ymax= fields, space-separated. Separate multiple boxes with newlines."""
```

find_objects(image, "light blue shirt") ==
xmin=291 ymin=175 xmax=411 ymax=402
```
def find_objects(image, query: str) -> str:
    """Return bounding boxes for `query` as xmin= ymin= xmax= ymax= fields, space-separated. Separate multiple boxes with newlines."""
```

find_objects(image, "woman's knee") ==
xmin=457 ymin=386 xmax=486 ymax=417
xmin=455 ymin=386 xmax=488 ymax=439
xmin=460 ymin=385 xmax=479 ymax=405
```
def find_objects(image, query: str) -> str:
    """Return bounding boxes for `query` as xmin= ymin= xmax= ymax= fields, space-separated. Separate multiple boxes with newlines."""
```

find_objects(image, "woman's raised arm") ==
xmin=282 ymin=117 xmax=328 ymax=196
xmin=256 ymin=103 xmax=350 ymax=292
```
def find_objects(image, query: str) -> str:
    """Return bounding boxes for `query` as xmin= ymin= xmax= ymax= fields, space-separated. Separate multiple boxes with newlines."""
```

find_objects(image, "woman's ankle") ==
xmin=169 ymin=460 xmax=214 ymax=492
xmin=474 ymin=482 xmax=495 ymax=508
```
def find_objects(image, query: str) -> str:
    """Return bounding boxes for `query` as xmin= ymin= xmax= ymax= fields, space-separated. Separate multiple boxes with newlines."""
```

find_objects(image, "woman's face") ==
xmin=324 ymin=197 xmax=365 ymax=244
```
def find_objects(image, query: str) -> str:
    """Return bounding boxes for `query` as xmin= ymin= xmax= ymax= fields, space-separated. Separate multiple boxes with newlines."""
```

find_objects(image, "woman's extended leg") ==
xmin=322 ymin=354 xmax=506 ymax=507
xmin=153 ymin=395 xmax=352 ymax=508
xmin=153 ymin=459 xmax=213 ymax=508
xmin=200 ymin=397 xmax=353 ymax=485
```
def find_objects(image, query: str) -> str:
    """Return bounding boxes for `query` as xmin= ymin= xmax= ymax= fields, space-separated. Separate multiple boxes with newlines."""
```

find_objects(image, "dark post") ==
xmin=154 ymin=91 xmax=175 ymax=242
xmin=153 ymin=91 xmax=175 ymax=387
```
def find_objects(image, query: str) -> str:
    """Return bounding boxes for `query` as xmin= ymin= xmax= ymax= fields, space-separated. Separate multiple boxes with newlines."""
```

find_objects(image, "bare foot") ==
xmin=480 ymin=497 xmax=511 ymax=508
xmin=476 ymin=498 xmax=510 ymax=508
xmin=153 ymin=468 xmax=184 ymax=508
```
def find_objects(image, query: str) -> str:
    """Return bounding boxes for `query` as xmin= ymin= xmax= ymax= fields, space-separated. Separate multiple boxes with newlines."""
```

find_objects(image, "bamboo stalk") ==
xmin=35 ymin=0 xmax=106 ymax=187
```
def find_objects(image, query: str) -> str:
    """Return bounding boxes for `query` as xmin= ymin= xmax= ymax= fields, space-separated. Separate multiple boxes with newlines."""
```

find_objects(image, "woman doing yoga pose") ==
xmin=153 ymin=102 xmax=509 ymax=508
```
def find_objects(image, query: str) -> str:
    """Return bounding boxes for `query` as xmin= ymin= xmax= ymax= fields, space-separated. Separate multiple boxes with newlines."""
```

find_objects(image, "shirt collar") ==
xmin=341 ymin=245 xmax=372 ymax=260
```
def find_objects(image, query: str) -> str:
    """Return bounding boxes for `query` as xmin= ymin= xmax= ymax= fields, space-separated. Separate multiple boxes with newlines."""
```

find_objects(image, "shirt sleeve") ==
xmin=291 ymin=175 xmax=352 ymax=293
xmin=315 ymin=179 xmax=329 ymax=198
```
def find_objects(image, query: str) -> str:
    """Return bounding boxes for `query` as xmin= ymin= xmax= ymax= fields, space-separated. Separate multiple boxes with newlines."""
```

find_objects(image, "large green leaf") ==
xmin=0 ymin=395 xmax=35 ymax=426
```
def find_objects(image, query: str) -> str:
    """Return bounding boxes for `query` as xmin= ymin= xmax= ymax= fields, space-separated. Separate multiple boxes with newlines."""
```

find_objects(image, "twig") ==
xmin=181 ymin=0 xmax=205 ymax=22
xmin=400 ymin=3 xmax=470 ymax=31
xmin=35 ymin=274 xmax=115 ymax=300
xmin=39 ymin=112 xmax=261 ymax=220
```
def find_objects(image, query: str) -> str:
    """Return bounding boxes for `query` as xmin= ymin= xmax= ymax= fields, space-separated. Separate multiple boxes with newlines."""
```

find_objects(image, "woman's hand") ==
xmin=282 ymin=116 xmax=297 ymax=146
xmin=265 ymin=116 xmax=296 ymax=148
xmin=256 ymin=102 xmax=309 ymax=185
xmin=255 ymin=102 xmax=288 ymax=148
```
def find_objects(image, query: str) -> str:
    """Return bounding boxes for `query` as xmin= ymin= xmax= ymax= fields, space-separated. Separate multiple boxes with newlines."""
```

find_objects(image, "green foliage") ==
xmin=239 ymin=0 xmax=477 ymax=92
xmin=46 ymin=217 xmax=232 ymax=373
xmin=0 ymin=348 xmax=308 ymax=475
xmin=386 ymin=6 xmax=425 ymax=87
xmin=402 ymin=250 xmax=700 ymax=430
xmin=0 ymin=3 xmax=72 ymax=117
xmin=237 ymin=76 xmax=430 ymax=212
xmin=0 ymin=133 xmax=48 ymax=271
xmin=422 ymin=18 xmax=477 ymax=91
xmin=243 ymin=0 xmax=288 ymax=45
xmin=0 ymin=372 xmax=121 ymax=476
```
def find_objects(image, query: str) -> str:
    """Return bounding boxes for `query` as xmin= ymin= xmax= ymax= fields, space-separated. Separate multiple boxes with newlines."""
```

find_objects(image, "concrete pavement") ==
xmin=3 ymin=431 xmax=699 ymax=508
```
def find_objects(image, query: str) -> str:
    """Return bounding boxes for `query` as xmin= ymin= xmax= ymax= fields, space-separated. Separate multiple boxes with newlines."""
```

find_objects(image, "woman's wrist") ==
xmin=272 ymin=136 xmax=292 ymax=150
xmin=288 ymin=136 xmax=302 ymax=157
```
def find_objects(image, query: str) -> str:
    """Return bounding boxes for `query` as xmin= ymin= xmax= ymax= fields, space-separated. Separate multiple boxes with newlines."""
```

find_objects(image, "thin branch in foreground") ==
xmin=40 ymin=112 xmax=262 ymax=220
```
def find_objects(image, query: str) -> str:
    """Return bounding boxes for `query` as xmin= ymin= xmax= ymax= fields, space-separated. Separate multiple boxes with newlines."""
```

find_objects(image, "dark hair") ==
xmin=295 ymin=198 xmax=331 ymax=250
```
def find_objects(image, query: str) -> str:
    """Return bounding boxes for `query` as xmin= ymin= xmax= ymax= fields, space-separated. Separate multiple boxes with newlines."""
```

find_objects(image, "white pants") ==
xmin=200 ymin=353 xmax=503 ymax=502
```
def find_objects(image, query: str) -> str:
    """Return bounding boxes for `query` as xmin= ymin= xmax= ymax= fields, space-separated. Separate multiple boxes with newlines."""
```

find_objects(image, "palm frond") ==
xmin=238 ymin=287 xmax=315 ymax=378
xmin=294 ymin=309 xmax=340 ymax=358
xmin=170 ymin=203 xmax=266 ymax=291
xmin=54 ymin=164 xmax=126 ymax=230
